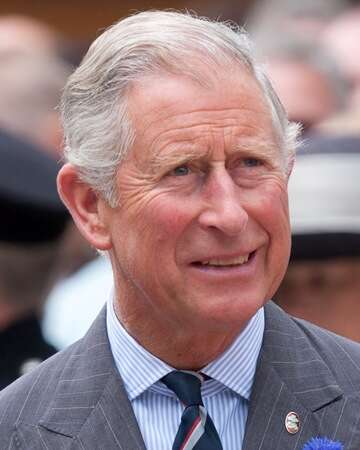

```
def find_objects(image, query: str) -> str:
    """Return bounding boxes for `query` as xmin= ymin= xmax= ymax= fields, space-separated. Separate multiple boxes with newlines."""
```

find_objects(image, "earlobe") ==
xmin=57 ymin=163 xmax=112 ymax=250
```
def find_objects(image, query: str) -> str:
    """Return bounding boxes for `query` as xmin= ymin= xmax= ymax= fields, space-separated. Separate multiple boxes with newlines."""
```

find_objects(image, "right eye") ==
xmin=169 ymin=165 xmax=191 ymax=176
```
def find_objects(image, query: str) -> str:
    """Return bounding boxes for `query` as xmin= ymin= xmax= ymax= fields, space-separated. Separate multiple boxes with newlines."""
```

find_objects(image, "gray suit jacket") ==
xmin=1 ymin=301 xmax=360 ymax=449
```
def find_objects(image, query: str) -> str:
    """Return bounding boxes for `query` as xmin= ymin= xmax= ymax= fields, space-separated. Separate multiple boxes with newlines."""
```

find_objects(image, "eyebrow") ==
xmin=147 ymin=138 xmax=282 ymax=173
xmin=232 ymin=139 xmax=281 ymax=159
xmin=148 ymin=143 xmax=210 ymax=173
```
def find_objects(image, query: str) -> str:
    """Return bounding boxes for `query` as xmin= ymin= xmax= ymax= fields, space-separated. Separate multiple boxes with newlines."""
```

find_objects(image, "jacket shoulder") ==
xmin=0 ymin=307 xmax=113 ymax=449
xmin=293 ymin=314 xmax=360 ymax=392
xmin=0 ymin=339 xmax=82 ymax=438
xmin=266 ymin=301 xmax=360 ymax=394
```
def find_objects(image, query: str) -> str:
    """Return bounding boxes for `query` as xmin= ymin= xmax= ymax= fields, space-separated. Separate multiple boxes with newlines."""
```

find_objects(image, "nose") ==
xmin=198 ymin=168 xmax=248 ymax=236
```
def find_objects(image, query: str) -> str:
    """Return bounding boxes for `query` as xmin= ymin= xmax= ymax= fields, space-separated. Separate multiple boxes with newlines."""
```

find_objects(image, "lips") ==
xmin=192 ymin=251 xmax=255 ymax=268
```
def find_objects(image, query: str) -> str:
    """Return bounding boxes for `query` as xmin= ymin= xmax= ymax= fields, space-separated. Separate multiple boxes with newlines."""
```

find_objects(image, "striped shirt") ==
xmin=107 ymin=298 xmax=264 ymax=450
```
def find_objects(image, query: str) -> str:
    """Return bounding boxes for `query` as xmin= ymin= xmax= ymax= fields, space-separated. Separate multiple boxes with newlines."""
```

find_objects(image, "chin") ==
xmin=196 ymin=294 xmax=265 ymax=329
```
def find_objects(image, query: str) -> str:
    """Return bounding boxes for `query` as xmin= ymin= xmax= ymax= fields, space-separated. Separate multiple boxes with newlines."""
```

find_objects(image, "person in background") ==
xmin=255 ymin=33 xmax=348 ymax=132
xmin=276 ymin=134 xmax=360 ymax=341
xmin=250 ymin=1 xmax=360 ymax=117
xmin=0 ymin=14 xmax=88 ymax=68
xmin=0 ymin=130 xmax=69 ymax=389
xmin=2 ymin=11 xmax=360 ymax=449
xmin=0 ymin=51 xmax=72 ymax=157
xmin=322 ymin=7 xmax=360 ymax=112
xmin=249 ymin=0 xmax=360 ymax=136
xmin=0 ymin=15 xmax=60 ymax=57
xmin=0 ymin=27 xmax=95 ymax=278
xmin=250 ymin=0 xmax=351 ymax=38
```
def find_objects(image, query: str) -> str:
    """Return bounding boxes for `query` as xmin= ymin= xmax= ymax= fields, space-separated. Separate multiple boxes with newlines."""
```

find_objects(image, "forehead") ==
xmin=126 ymin=68 xmax=278 ymax=161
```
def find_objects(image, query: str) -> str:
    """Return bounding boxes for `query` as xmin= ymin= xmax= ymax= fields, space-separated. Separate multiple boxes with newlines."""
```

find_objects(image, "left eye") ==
xmin=243 ymin=158 xmax=261 ymax=167
xmin=170 ymin=165 xmax=191 ymax=176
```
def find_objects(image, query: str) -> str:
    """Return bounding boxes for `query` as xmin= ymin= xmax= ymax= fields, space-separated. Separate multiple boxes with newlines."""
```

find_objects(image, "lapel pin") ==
xmin=285 ymin=411 xmax=300 ymax=434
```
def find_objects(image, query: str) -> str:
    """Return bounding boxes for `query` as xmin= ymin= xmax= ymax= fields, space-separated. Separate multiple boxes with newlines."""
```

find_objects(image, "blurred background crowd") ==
xmin=1 ymin=0 xmax=360 ymax=389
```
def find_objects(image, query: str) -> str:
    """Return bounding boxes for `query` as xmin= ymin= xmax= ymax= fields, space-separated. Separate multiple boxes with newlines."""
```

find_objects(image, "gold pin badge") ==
xmin=285 ymin=411 xmax=300 ymax=434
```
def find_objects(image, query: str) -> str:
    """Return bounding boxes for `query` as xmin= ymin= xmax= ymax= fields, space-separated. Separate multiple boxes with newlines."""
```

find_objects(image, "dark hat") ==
xmin=0 ymin=130 xmax=69 ymax=244
xmin=289 ymin=134 xmax=360 ymax=260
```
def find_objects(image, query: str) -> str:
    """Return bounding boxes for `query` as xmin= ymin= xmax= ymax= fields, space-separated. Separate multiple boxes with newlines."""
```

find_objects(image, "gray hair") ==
xmin=61 ymin=10 xmax=300 ymax=206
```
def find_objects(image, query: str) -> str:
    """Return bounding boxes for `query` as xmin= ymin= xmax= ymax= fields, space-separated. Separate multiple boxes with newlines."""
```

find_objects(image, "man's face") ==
xmin=103 ymin=69 xmax=291 ymax=335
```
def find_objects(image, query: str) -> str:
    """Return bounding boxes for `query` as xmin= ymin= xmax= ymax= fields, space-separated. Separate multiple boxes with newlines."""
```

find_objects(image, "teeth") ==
xmin=201 ymin=254 xmax=249 ymax=266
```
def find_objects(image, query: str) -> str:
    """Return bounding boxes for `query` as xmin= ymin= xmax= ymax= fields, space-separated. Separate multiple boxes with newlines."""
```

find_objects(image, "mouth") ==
xmin=192 ymin=251 xmax=255 ymax=269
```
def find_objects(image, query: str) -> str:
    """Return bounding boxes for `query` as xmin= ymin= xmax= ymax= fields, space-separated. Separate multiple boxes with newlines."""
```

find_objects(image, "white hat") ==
xmin=288 ymin=134 xmax=360 ymax=259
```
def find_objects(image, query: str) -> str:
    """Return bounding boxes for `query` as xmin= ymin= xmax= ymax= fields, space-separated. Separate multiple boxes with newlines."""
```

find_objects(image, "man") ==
xmin=0 ymin=130 xmax=69 ymax=389
xmin=1 ymin=11 xmax=360 ymax=450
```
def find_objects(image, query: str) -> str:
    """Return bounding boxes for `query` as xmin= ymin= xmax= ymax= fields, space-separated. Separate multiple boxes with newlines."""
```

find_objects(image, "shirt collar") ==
xmin=107 ymin=296 xmax=172 ymax=400
xmin=202 ymin=307 xmax=264 ymax=400
xmin=107 ymin=295 xmax=264 ymax=402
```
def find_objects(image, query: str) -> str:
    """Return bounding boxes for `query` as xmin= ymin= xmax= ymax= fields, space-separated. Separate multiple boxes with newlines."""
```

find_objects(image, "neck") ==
xmin=113 ymin=300 xmax=244 ymax=370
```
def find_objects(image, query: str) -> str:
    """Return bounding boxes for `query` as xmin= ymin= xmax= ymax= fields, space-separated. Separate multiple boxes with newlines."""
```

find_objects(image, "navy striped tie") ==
xmin=162 ymin=370 xmax=223 ymax=450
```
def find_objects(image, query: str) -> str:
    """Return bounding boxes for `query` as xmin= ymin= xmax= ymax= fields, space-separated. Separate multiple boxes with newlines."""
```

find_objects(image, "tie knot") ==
xmin=162 ymin=370 xmax=204 ymax=406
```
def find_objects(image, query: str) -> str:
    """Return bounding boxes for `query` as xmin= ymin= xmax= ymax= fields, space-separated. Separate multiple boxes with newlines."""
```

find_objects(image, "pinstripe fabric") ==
xmin=242 ymin=303 xmax=360 ymax=450
xmin=107 ymin=299 xmax=264 ymax=450
xmin=2 ymin=302 xmax=360 ymax=449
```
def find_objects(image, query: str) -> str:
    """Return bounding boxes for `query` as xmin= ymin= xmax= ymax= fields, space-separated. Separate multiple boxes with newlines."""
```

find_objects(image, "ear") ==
xmin=57 ymin=163 xmax=112 ymax=251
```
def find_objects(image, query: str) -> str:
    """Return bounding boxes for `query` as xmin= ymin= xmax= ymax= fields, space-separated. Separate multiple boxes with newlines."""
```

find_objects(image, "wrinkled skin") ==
xmin=69 ymin=68 xmax=293 ymax=369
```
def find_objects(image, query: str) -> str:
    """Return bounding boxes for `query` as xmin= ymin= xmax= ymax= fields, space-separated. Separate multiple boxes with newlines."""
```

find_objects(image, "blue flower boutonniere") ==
xmin=302 ymin=437 xmax=343 ymax=450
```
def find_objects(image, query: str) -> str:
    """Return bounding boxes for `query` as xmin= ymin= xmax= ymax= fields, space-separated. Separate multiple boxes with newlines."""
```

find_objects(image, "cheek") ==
xmin=141 ymin=196 xmax=195 ymax=245
xmin=246 ymin=181 xmax=290 ymax=233
xmin=264 ymin=192 xmax=290 ymax=235
xmin=256 ymin=184 xmax=291 ymax=296
xmin=248 ymin=182 xmax=291 ymax=279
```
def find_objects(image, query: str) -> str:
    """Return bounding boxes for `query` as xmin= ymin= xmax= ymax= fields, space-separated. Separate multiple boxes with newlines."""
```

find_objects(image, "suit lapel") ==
xmin=73 ymin=374 xmax=147 ymax=449
xmin=37 ymin=302 xmax=348 ymax=449
xmin=242 ymin=302 xmax=343 ymax=450
xmin=39 ymin=308 xmax=146 ymax=450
